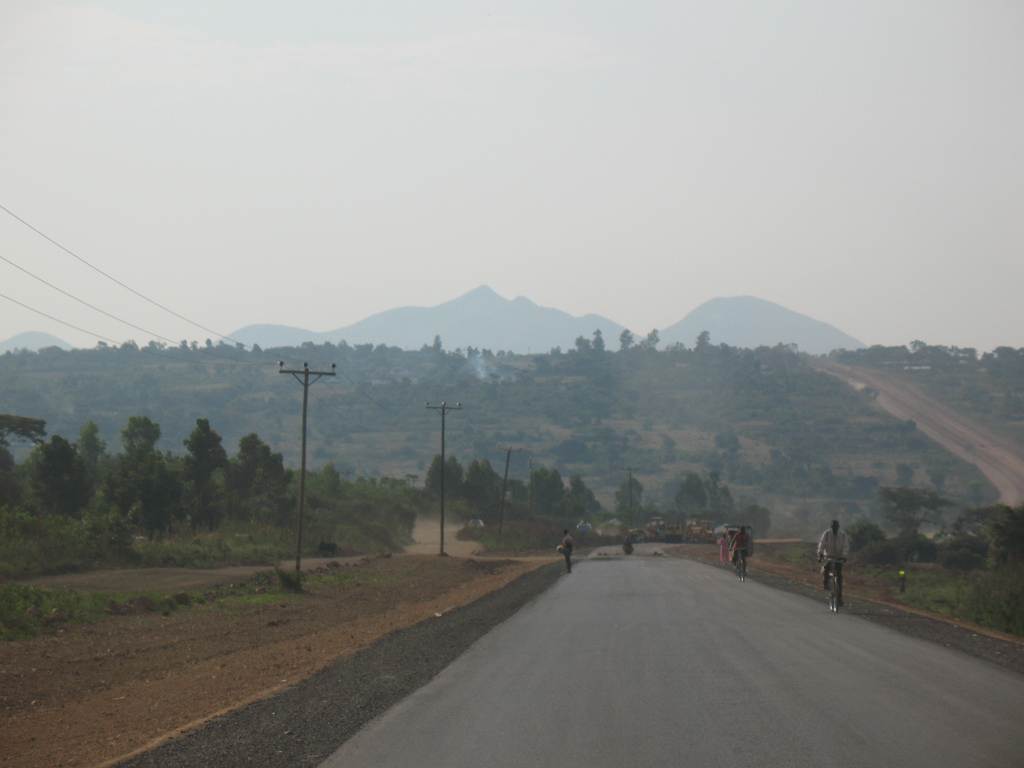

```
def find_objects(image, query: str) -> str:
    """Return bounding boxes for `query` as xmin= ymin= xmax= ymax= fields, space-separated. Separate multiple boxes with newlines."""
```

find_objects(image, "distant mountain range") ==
xmin=2 ymin=287 xmax=865 ymax=356
xmin=0 ymin=332 xmax=72 ymax=355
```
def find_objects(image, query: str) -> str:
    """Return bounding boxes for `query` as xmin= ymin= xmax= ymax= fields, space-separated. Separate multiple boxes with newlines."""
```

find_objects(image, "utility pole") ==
xmin=625 ymin=466 xmax=635 ymax=530
xmin=496 ymin=444 xmax=521 ymax=540
xmin=426 ymin=401 xmax=461 ymax=556
xmin=279 ymin=361 xmax=336 ymax=572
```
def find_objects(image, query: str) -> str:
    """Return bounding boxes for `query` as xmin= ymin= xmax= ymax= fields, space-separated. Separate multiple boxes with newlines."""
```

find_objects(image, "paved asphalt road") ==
xmin=320 ymin=556 xmax=1024 ymax=768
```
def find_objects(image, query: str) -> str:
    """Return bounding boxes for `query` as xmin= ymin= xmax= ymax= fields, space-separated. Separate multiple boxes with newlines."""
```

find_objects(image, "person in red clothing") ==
xmin=729 ymin=525 xmax=751 ymax=570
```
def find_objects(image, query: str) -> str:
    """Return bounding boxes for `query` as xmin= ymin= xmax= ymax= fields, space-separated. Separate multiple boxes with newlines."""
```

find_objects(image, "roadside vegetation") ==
xmin=0 ymin=556 xmax=417 ymax=641
xmin=2 ymin=337 xmax=1022 ymax=639
xmin=758 ymin=501 xmax=1024 ymax=637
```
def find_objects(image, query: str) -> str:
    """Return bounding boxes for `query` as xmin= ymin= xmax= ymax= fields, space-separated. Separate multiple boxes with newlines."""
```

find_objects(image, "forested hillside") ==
xmin=1 ymin=334 xmax=1001 ymax=531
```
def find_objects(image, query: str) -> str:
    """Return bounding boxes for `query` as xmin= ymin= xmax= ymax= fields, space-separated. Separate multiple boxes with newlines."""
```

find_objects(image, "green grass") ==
xmin=889 ymin=567 xmax=964 ymax=617
xmin=0 ymin=582 xmax=182 ymax=641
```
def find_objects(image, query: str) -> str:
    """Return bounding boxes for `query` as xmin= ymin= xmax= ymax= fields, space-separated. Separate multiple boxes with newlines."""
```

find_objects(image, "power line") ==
xmin=0 ymin=290 xmax=124 ymax=347
xmin=0 ymin=290 xmax=264 ymax=368
xmin=0 ymin=252 xmax=180 ymax=346
xmin=0 ymin=202 xmax=248 ymax=348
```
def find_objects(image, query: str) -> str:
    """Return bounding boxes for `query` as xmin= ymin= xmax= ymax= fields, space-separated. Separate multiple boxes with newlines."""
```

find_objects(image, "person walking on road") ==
xmin=719 ymin=532 xmax=730 ymax=565
xmin=817 ymin=520 xmax=850 ymax=604
xmin=558 ymin=529 xmax=574 ymax=573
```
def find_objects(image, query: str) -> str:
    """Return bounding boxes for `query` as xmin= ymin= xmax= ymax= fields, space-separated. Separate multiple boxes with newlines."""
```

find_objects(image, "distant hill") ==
xmin=231 ymin=286 xmax=626 ymax=353
xmin=7 ymin=288 xmax=865 ymax=356
xmin=659 ymin=297 xmax=865 ymax=354
xmin=0 ymin=332 xmax=72 ymax=354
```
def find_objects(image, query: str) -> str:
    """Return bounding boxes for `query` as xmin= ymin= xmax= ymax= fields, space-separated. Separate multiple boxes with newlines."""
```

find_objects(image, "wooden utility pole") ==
xmin=279 ymin=361 xmax=335 ymax=572
xmin=426 ymin=402 xmax=461 ymax=555
xmin=625 ymin=466 xmax=635 ymax=530
xmin=497 ymin=444 xmax=521 ymax=540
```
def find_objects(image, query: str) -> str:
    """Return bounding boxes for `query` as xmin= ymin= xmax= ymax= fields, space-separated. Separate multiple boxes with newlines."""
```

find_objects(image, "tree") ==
xmin=182 ymin=418 xmax=229 ymax=529
xmin=619 ymin=330 xmax=634 ymax=351
xmin=120 ymin=415 xmax=161 ymax=457
xmin=425 ymin=454 xmax=464 ymax=500
xmin=564 ymin=473 xmax=601 ymax=520
xmin=878 ymin=487 xmax=949 ymax=539
xmin=847 ymin=520 xmax=887 ymax=551
xmin=638 ymin=329 xmax=660 ymax=351
xmin=529 ymin=466 xmax=565 ymax=518
xmin=988 ymin=503 xmax=1024 ymax=566
xmin=0 ymin=414 xmax=47 ymax=448
xmin=76 ymin=420 xmax=108 ymax=475
xmin=878 ymin=486 xmax=950 ymax=560
xmin=103 ymin=416 xmax=180 ymax=537
xmin=25 ymin=435 xmax=91 ymax=517
xmin=615 ymin=475 xmax=643 ymax=521
xmin=227 ymin=433 xmax=292 ymax=526
xmin=675 ymin=472 xmax=708 ymax=518
xmin=705 ymin=470 xmax=734 ymax=519
xmin=463 ymin=458 xmax=502 ymax=519
xmin=592 ymin=329 xmax=606 ymax=353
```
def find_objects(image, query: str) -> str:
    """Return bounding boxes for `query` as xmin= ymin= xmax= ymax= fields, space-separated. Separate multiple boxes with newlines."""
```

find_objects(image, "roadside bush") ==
xmin=0 ymin=506 xmax=138 ymax=579
xmin=274 ymin=567 xmax=304 ymax=593
xmin=848 ymin=520 xmax=887 ymax=551
xmin=937 ymin=546 xmax=986 ymax=571
xmin=854 ymin=539 xmax=903 ymax=566
xmin=958 ymin=566 xmax=1024 ymax=636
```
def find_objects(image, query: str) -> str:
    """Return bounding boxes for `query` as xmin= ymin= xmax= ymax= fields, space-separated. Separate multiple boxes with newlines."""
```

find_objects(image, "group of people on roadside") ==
xmin=562 ymin=520 xmax=850 ymax=595
xmin=718 ymin=520 xmax=850 ymax=602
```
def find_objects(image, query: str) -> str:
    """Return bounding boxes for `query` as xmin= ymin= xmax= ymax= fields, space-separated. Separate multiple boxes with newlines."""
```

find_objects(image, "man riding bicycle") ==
xmin=817 ymin=520 xmax=850 ymax=605
xmin=730 ymin=525 xmax=751 ymax=572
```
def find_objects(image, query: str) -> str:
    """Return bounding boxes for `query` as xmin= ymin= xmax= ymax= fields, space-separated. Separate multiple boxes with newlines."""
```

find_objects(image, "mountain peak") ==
xmin=660 ymin=296 xmax=864 ymax=354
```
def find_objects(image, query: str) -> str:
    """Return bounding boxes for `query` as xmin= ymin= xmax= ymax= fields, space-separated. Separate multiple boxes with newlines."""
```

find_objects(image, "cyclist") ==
xmin=817 ymin=520 xmax=850 ymax=605
xmin=730 ymin=525 xmax=751 ymax=575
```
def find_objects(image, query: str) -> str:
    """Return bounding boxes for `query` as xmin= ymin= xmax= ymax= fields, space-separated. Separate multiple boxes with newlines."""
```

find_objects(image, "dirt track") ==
xmin=815 ymin=362 xmax=1024 ymax=505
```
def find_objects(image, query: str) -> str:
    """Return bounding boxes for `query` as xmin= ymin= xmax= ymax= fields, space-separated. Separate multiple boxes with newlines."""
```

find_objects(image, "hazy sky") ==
xmin=2 ymin=1 xmax=1022 ymax=353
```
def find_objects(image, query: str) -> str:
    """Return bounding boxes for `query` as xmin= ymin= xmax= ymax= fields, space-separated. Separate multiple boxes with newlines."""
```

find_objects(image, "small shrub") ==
xmin=937 ymin=547 xmax=985 ymax=571
xmin=848 ymin=520 xmax=887 ymax=551
xmin=274 ymin=567 xmax=304 ymax=593
xmin=854 ymin=539 xmax=902 ymax=566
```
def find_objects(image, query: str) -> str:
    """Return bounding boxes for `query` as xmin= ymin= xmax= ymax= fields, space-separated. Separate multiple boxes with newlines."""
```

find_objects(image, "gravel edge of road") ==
xmin=733 ymin=560 xmax=1024 ymax=676
xmin=112 ymin=561 xmax=565 ymax=768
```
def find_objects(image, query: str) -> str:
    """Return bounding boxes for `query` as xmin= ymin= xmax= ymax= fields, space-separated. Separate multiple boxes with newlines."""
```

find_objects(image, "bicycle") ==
xmin=823 ymin=556 xmax=846 ymax=612
xmin=732 ymin=549 xmax=747 ymax=582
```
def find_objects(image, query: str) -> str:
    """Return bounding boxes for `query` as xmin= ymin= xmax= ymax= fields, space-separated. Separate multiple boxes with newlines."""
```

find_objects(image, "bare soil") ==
xmin=814 ymin=362 xmax=1024 ymax=505
xmin=0 ymin=553 xmax=553 ymax=768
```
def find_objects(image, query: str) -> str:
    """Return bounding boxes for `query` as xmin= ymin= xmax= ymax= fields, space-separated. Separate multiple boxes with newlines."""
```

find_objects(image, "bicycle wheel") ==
xmin=828 ymin=573 xmax=839 ymax=612
xmin=739 ymin=557 xmax=746 ymax=582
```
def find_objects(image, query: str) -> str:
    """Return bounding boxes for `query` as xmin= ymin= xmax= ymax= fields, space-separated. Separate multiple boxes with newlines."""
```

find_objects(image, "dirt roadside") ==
xmin=1 ymin=516 xmax=544 ymax=768
xmin=0 ymin=553 xmax=556 ymax=768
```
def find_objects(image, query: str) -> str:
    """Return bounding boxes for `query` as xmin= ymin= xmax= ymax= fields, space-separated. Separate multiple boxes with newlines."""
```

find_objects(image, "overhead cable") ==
xmin=0 ymin=202 xmax=248 ymax=348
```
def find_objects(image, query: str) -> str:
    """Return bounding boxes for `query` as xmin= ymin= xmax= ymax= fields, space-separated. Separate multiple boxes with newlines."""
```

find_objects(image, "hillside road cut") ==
xmin=815 ymin=362 xmax=1024 ymax=505
xmin=319 ymin=557 xmax=1024 ymax=768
